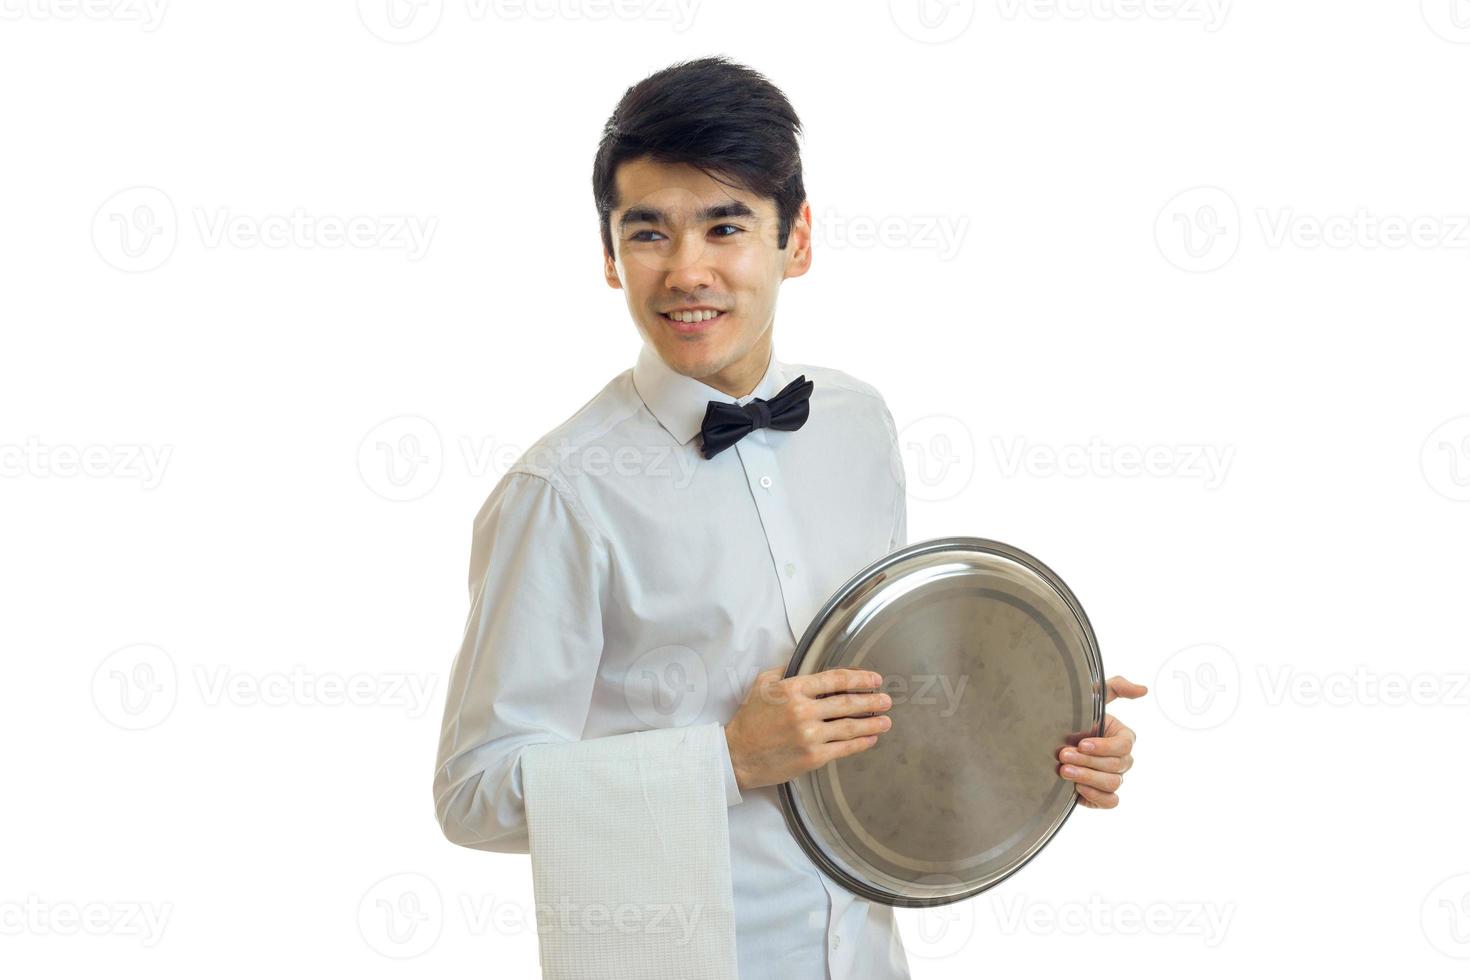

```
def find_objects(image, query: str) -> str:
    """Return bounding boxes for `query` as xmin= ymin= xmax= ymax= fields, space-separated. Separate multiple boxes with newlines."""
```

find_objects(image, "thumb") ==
xmin=1104 ymin=675 xmax=1150 ymax=703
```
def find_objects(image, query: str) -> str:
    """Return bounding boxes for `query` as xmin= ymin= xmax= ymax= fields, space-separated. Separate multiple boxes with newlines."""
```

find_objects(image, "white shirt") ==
xmin=434 ymin=340 xmax=911 ymax=979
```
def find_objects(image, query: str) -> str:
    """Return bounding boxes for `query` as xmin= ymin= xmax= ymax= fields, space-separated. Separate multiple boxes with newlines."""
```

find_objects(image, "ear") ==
xmin=782 ymin=200 xmax=813 ymax=280
xmin=603 ymin=243 xmax=622 ymax=289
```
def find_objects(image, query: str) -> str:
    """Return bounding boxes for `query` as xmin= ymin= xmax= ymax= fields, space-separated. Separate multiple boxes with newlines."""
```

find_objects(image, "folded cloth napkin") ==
xmin=521 ymin=722 xmax=739 ymax=980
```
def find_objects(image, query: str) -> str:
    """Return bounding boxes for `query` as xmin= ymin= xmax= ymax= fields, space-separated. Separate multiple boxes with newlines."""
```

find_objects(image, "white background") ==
xmin=3 ymin=1 xmax=1468 ymax=976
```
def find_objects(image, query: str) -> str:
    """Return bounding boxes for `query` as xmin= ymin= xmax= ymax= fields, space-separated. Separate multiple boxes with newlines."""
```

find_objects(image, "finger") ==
xmin=1059 ymin=762 xmax=1122 ymax=793
xmin=1104 ymin=676 xmax=1150 ymax=704
xmin=821 ymin=733 xmax=880 ymax=763
xmin=1074 ymin=783 xmax=1118 ymax=809
xmin=811 ymin=691 xmax=892 ymax=720
xmin=1079 ymin=724 xmax=1135 ymax=757
xmin=1057 ymin=746 xmax=1127 ymax=773
xmin=820 ymin=714 xmax=892 ymax=742
xmin=797 ymin=669 xmax=884 ymax=698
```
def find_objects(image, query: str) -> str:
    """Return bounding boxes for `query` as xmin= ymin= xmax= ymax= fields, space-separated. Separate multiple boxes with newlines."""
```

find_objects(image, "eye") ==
xmin=711 ymin=224 xmax=743 ymax=237
xmin=630 ymin=230 xmax=666 ymax=243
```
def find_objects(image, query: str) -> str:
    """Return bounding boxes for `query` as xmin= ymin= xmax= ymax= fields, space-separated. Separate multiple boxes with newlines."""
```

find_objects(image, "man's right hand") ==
xmin=724 ymin=666 xmax=892 ymax=792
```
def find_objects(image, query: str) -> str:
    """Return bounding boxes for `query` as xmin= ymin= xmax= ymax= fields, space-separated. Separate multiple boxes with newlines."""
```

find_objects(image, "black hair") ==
xmin=592 ymin=55 xmax=806 ymax=261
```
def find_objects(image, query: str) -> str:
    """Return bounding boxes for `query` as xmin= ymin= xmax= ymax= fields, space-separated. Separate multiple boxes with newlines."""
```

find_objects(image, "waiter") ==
xmin=433 ymin=55 xmax=1146 ymax=979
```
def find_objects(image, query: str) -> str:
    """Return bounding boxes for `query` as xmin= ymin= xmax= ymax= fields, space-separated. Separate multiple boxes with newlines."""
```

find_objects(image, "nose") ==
xmin=663 ymin=235 xmax=715 ymax=294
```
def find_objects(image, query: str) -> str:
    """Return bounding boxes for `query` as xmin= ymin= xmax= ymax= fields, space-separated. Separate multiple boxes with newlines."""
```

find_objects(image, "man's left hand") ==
xmin=1057 ymin=675 xmax=1148 ymax=809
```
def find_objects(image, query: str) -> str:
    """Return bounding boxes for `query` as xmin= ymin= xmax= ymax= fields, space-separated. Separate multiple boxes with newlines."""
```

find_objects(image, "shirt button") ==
xmin=759 ymin=475 xmax=772 ymax=489
xmin=831 ymin=934 xmax=841 ymax=950
xmin=784 ymin=562 xmax=796 ymax=577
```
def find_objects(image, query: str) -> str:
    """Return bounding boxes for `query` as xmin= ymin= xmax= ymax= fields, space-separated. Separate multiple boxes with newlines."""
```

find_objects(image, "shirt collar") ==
xmin=632 ymin=341 xmax=789 ymax=447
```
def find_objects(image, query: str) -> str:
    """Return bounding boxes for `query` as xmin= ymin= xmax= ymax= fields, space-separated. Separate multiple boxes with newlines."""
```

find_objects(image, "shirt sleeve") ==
xmin=718 ymin=724 xmax=744 ymax=807
xmin=432 ymin=470 xmax=612 ymax=853
xmin=879 ymin=400 xmax=908 ymax=552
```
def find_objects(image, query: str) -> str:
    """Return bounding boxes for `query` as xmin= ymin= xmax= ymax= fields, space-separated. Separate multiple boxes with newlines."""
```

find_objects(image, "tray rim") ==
xmin=776 ymin=535 xmax=1106 ymax=908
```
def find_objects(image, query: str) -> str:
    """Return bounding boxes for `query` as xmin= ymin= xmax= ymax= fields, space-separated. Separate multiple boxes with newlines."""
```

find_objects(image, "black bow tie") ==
xmin=698 ymin=375 xmax=814 ymax=459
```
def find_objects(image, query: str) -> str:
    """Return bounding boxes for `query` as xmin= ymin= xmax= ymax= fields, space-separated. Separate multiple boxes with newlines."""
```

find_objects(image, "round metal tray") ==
xmin=777 ymin=537 xmax=1105 ymax=907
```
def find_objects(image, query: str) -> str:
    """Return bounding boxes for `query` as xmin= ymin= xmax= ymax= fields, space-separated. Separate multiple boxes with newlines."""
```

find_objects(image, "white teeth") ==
xmin=666 ymin=309 xmax=722 ymax=323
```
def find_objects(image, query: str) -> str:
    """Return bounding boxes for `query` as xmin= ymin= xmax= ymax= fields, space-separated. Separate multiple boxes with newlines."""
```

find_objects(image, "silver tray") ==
xmin=777 ymin=537 xmax=1105 ymax=908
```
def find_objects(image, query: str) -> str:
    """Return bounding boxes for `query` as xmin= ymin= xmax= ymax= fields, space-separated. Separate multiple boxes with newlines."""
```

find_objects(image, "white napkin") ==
xmin=521 ymin=722 xmax=740 ymax=980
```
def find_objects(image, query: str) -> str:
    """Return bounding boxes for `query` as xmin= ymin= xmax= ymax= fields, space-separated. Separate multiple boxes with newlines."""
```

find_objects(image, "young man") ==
xmin=433 ymin=55 xmax=1143 ymax=979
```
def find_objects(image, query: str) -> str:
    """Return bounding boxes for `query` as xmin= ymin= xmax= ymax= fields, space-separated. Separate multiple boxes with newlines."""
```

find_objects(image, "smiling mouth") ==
xmin=661 ymin=310 xmax=729 ymax=330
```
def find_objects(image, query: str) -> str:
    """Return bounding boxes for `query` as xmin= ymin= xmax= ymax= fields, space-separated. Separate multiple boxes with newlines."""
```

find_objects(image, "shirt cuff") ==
xmin=719 ymin=724 xmax=744 ymax=807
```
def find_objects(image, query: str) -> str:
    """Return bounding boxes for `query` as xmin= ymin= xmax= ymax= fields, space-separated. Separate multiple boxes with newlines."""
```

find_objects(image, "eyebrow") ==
xmin=618 ymin=200 xmax=757 ymax=231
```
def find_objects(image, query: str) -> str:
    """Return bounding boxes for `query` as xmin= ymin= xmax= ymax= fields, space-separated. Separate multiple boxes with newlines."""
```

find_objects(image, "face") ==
xmin=603 ymin=156 xmax=812 ymax=397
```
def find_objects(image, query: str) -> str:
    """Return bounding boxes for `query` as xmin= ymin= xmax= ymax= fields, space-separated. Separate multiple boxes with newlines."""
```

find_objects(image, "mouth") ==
xmin=660 ymin=309 xmax=729 ymax=334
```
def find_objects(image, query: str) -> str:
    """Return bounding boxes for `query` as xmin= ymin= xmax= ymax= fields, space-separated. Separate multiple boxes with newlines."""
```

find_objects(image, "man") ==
xmin=433 ymin=55 xmax=1146 ymax=979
